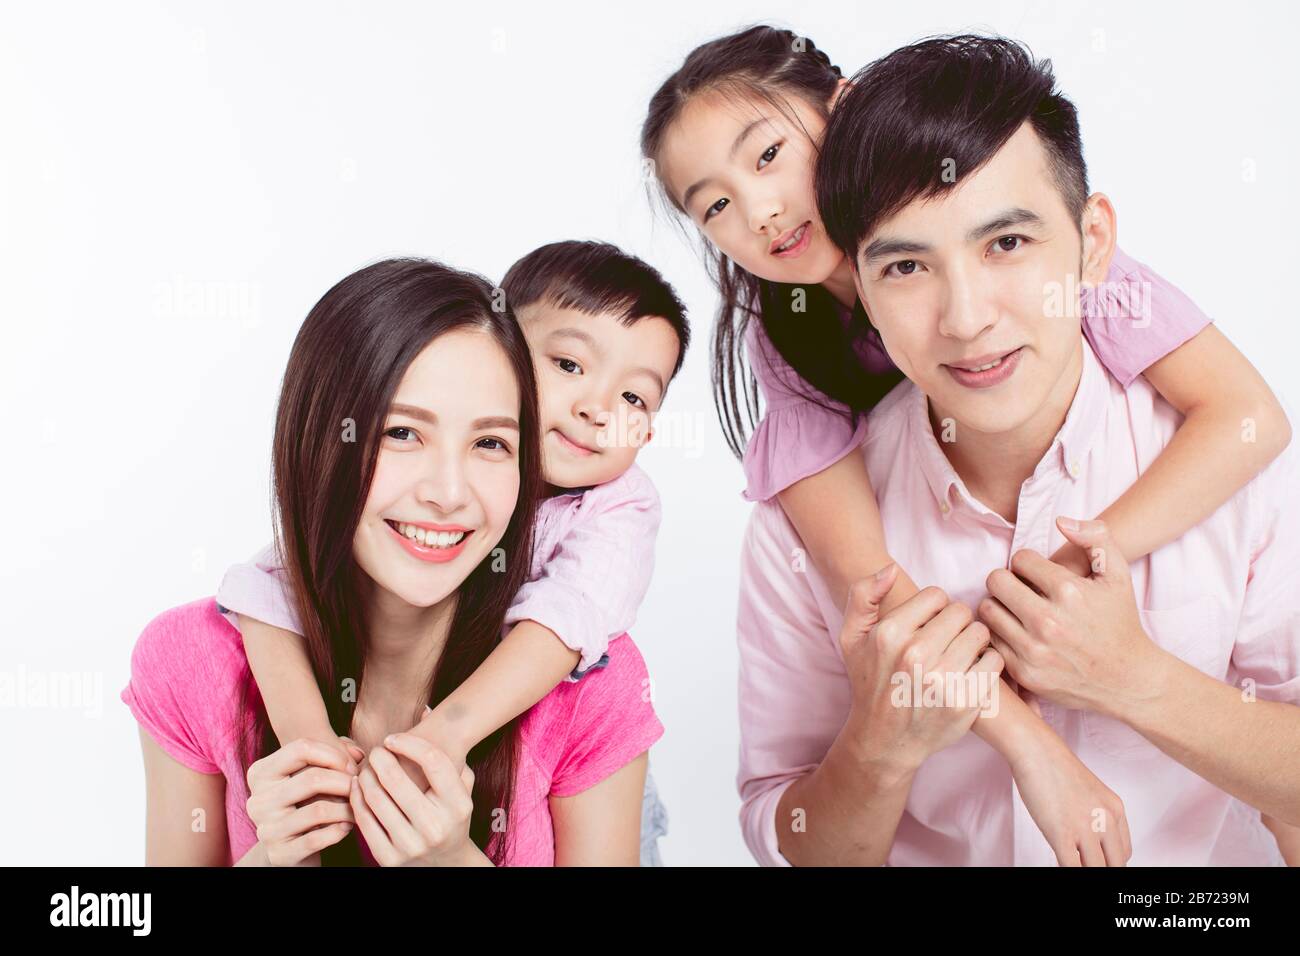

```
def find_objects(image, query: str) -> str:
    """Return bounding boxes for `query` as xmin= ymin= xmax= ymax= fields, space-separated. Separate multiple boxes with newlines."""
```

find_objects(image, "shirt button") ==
xmin=1069 ymin=460 xmax=1080 ymax=477
xmin=940 ymin=500 xmax=951 ymax=515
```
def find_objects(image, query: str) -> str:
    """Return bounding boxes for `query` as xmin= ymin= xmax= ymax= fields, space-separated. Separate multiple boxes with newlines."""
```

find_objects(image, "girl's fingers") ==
xmin=1078 ymin=838 xmax=1106 ymax=867
xmin=1101 ymin=822 xmax=1128 ymax=867
xmin=349 ymin=776 xmax=397 ymax=867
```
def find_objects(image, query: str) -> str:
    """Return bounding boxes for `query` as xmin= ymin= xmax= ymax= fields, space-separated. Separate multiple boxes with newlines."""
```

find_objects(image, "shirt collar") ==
xmin=905 ymin=337 xmax=1110 ymax=520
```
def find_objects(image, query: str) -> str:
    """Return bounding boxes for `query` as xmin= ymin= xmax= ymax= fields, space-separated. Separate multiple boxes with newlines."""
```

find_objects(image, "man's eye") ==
xmin=623 ymin=392 xmax=646 ymax=409
xmin=758 ymin=143 xmax=780 ymax=169
xmin=992 ymin=235 xmax=1025 ymax=254
xmin=883 ymin=259 xmax=920 ymax=279
xmin=703 ymin=197 xmax=729 ymax=222
xmin=555 ymin=358 xmax=581 ymax=374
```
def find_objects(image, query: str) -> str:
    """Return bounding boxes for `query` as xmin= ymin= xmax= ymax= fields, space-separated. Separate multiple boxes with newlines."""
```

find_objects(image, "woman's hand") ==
xmin=350 ymin=732 xmax=484 ymax=866
xmin=1011 ymin=732 xmax=1132 ymax=866
xmin=245 ymin=737 xmax=360 ymax=866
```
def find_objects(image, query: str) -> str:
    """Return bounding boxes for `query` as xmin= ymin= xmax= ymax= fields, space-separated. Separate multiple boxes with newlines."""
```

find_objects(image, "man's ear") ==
xmin=1079 ymin=193 xmax=1117 ymax=289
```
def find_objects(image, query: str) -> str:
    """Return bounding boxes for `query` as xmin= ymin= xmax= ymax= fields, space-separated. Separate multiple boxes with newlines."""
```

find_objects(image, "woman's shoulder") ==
xmin=131 ymin=597 xmax=247 ymax=677
xmin=520 ymin=634 xmax=663 ymax=797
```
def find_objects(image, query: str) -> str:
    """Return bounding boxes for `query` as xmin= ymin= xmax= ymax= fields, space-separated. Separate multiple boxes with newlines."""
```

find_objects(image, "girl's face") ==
xmin=657 ymin=85 xmax=847 ymax=287
xmin=352 ymin=328 xmax=523 ymax=609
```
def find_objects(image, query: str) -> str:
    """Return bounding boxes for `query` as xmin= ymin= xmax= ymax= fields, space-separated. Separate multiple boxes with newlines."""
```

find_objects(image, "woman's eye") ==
xmin=758 ymin=143 xmax=780 ymax=169
xmin=623 ymin=391 xmax=646 ymax=409
xmin=992 ymin=235 xmax=1025 ymax=254
xmin=883 ymin=259 xmax=921 ymax=279
xmin=385 ymin=426 xmax=417 ymax=442
xmin=476 ymin=437 xmax=510 ymax=453
xmin=554 ymin=357 xmax=581 ymax=374
xmin=703 ymin=197 xmax=729 ymax=222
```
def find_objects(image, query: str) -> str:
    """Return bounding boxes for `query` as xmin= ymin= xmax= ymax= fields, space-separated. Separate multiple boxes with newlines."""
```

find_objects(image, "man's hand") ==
xmin=840 ymin=564 xmax=1004 ymax=773
xmin=979 ymin=517 xmax=1162 ymax=715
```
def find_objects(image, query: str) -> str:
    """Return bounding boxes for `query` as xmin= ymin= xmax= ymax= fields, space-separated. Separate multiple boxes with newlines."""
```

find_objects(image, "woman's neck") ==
xmin=821 ymin=254 xmax=859 ymax=311
xmin=350 ymin=580 xmax=456 ymax=744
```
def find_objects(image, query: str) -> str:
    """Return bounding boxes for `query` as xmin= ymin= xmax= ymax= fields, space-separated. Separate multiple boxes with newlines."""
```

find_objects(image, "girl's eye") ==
xmin=554 ymin=357 xmax=581 ymax=374
xmin=882 ymin=259 xmax=921 ymax=279
xmin=703 ymin=197 xmax=729 ymax=222
xmin=385 ymin=426 xmax=417 ymax=442
xmin=623 ymin=391 xmax=646 ymax=409
xmin=476 ymin=437 xmax=511 ymax=453
xmin=991 ymin=235 xmax=1026 ymax=255
xmin=758 ymin=143 xmax=780 ymax=169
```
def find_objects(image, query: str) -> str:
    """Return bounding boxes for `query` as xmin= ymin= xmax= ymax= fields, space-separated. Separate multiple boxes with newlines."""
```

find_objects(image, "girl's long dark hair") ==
xmin=239 ymin=257 xmax=543 ymax=865
xmin=641 ymin=24 xmax=902 ymax=459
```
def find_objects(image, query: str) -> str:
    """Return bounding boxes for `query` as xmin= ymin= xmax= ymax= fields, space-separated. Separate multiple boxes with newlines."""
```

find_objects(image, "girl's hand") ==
xmin=350 ymin=732 xmax=480 ymax=866
xmin=1011 ymin=733 xmax=1132 ymax=866
xmin=245 ymin=738 xmax=359 ymax=866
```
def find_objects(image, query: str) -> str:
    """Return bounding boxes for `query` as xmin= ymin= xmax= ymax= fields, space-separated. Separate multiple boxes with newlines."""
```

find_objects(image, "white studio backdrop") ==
xmin=2 ymin=0 xmax=1297 ymax=865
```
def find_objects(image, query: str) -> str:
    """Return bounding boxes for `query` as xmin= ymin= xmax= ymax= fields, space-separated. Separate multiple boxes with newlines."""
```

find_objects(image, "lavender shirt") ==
xmin=741 ymin=246 xmax=1213 ymax=502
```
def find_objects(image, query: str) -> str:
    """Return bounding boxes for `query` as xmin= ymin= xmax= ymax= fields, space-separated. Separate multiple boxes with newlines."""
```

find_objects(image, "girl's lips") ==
xmin=552 ymin=429 xmax=596 ymax=456
xmin=944 ymin=347 xmax=1025 ymax=389
xmin=770 ymin=221 xmax=812 ymax=259
xmin=384 ymin=520 xmax=473 ymax=563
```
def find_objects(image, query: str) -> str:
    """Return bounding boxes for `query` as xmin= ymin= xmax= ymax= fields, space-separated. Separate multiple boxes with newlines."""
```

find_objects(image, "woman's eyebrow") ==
xmin=389 ymin=403 xmax=519 ymax=432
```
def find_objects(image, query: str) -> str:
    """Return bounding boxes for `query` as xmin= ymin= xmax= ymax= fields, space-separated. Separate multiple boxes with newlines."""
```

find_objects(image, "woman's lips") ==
xmin=770 ymin=221 xmax=812 ymax=259
xmin=552 ymin=429 xmax=597 ymax=456
xmin=384 ymin=519 xmax=473 ymax=563
xmin=944 ymin=347 xmax=1025 ymax=389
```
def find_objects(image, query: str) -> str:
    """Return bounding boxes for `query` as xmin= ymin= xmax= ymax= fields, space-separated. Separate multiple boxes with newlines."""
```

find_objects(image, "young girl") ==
xmin=213 ymin=241 xmax=686 ymax=865
xmin=641 ymin=25 xmax=1294 ymax=863
xmin=124 ymin=258 xmax=662 ymax=865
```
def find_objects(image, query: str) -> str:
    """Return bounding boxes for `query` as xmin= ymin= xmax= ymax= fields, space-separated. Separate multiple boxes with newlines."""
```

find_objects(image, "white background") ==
xmin=2 ymin=0 xmax=1297 ymax=866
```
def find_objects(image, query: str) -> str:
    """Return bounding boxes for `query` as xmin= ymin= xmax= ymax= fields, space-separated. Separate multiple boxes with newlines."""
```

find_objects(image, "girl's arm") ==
xmin=237 ymin=614 xmax=336 ymax=747
xmin=1055 ymin=325 xmax=1291 ymax=571
xmin=413 ymin=620 xmax=579 ymax=764
xmin=550 ymin=752 xmax=648 ymax=866
xmin=138 ymin=727 xmax=230 ymax=866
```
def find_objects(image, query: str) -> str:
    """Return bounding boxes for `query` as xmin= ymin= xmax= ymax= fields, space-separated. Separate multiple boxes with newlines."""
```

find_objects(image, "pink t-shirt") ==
xmin=122 ymin=597 xmax=663 ymax=866
xmin=217 ymin=463 xmax=661 ymax=678
xmin=740 ymin=246 xmax=1214 ymax=501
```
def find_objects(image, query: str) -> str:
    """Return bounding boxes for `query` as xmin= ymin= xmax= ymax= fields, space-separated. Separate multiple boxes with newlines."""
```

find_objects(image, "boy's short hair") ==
xmin=816 ymin=34 xmax=1089 ymax=261
xmin=502 ymin=240 xmax=690 ymax=381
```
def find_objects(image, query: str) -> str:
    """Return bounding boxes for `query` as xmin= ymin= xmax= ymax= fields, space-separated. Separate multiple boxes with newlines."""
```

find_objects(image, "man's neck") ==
xmin=929 ymin=341 xmax=1084 ymax=523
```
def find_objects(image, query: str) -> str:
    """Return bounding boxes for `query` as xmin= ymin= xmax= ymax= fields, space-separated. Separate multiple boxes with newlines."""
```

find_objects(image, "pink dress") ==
xmin=122 ymin=597 xmax=663 ymax=866
xmin=741 ymin=246 xmax=1213 ymax=501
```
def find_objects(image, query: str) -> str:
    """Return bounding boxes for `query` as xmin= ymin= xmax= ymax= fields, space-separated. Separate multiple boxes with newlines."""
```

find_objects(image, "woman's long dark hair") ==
xmin=239 ymin=257 xmax=543 ymax=865
xmin=641 ymin=24 xmax=903 ymax=459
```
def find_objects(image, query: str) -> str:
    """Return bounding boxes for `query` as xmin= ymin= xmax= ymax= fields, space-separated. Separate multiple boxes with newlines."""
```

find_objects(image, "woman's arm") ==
xmin=550 ymin=752 xmax=648 ymax=866
xmin=138 ymin=727 xmax=230 ymax=866
xmin=1056 ymin=325 xmax=1291 ymax=570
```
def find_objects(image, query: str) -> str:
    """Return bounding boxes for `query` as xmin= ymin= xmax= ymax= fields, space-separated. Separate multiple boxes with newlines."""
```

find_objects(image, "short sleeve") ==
xmin=741 ymin=320 xmax=870 ymax=503
xmin=215 ymin=543 xmax=303 ymax=636
xmin=1082 ymin=246 xmax=1214 ymax=389
xmin=121 ymin=598 xmax=235 ymax=774
xmin=1231 ymin=432 xmax=1300 ymax=705
xmin=505 ymin=466 xmax=660 ymax=676
xmin=549 ymin=635 xmax=664 ymax=797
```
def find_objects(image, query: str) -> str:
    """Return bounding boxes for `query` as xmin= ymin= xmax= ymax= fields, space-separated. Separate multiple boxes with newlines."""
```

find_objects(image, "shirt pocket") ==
xmin=1082 ymin=594 xmax=1229 ymax=759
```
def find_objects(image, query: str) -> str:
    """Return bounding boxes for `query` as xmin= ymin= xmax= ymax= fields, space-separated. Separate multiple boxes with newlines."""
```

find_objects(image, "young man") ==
xmin=736 ymin=35 xmax=1300 ymax=865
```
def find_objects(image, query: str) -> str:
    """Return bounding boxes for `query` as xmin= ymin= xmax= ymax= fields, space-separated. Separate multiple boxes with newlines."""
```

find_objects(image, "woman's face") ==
xmin=352 ymin=328 xmax=523 ymax=609
xmin=657 ymin=85 xmax=847 ymax=287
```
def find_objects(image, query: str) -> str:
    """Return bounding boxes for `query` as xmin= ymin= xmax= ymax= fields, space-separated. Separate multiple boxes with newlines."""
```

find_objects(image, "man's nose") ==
xmin=937 ymin=266 xmax=997 ymax=340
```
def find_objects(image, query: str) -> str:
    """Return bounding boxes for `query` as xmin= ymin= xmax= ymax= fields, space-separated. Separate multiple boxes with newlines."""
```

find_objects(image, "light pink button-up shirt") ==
xmin=736 ymin=337 xmax=1299 ymax=866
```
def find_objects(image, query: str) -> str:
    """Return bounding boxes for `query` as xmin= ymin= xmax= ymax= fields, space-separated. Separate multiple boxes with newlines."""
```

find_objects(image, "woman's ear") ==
xmin=1079 ymin=192 xmax=1117 ymax=289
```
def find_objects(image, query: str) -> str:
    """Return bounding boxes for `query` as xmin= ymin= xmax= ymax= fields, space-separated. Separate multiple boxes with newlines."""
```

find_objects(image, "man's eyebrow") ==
xmin=389 ymin=403 xmax=519 ymax=432
xmin=859 ymin=208 xmax=1048 ymax=265
xmin=966 ymin=207 xmax=1045 ymax=242
xmin=681 ymin=116 xmax=772 ymax=212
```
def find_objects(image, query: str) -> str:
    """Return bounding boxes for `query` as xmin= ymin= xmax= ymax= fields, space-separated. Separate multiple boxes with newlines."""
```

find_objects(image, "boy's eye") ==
xmin=623 ymin=391 xmax=646 ymax=409
xmin=703 ymin=197 xmax=729 ymax=222
xmin=554 ymin=357 xmax=581 ymax=374
xmin=757 ymin=143 xmax=780 ymax=169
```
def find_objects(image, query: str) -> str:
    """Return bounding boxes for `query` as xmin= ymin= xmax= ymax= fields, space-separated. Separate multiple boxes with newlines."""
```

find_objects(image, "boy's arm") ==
xmin=413 ymin=620 xmax=578 ymax=764
xmin=1058 ymin=325 xmax=1290 ymax=571
xmin=237 ymin=614 xmax=335 ymax=745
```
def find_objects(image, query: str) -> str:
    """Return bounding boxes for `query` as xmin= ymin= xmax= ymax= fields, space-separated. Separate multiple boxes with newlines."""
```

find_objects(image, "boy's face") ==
xmin=517 ymin=303 xmax=680 ymax=489
xmin=852 ymin=122 xmax=1108 ymax=439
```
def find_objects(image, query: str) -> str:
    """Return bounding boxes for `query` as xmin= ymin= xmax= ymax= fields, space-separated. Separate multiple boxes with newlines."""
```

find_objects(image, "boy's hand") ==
xmin=1010 ymin=731 xmax=1132 ymax=866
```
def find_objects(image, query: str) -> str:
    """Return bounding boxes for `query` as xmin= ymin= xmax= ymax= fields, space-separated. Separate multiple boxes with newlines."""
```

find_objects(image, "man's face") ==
xmin=852 ymin=122 xmax=1092 ymax=439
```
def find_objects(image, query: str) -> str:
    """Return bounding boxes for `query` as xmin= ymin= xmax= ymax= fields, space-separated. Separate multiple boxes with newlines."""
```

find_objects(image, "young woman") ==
xmin=641 ymin=25 xmax=1294 ymax=864
xmin=122 ymin=258 xmax=663 ymax=865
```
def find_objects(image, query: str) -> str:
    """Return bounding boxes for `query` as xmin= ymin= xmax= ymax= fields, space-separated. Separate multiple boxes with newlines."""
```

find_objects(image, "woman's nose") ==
xmin=414 ymin=460 xmax=471 ymax=513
